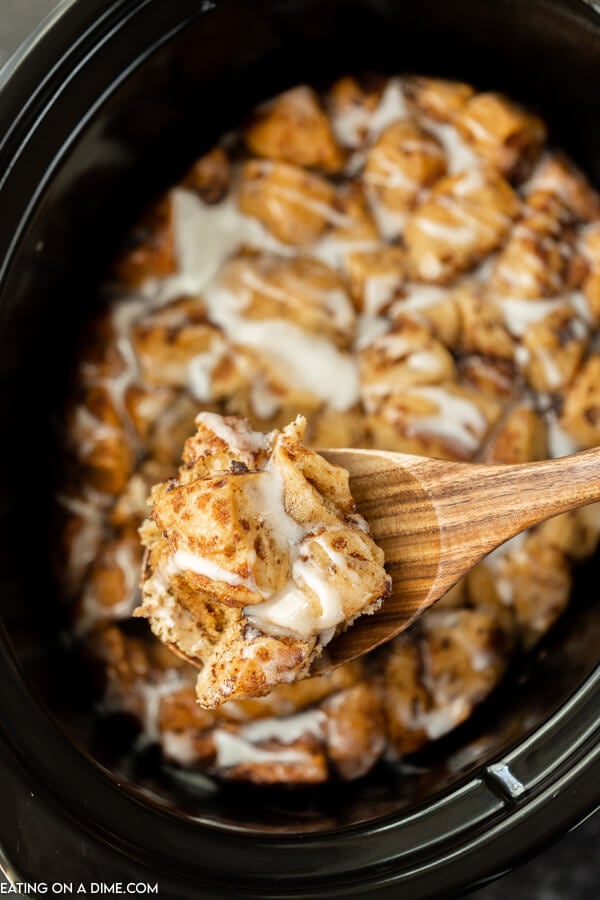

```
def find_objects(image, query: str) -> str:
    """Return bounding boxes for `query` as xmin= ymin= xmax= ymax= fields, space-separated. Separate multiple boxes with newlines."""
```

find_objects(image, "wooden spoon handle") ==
xmin=399 ymin=444 xmax=600 ymax=592
xmin=318 ymin=444 xmax=600 ymax=668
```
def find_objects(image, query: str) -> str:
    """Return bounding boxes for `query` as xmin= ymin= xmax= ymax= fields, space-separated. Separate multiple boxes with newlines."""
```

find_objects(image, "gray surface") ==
xmin=0 ymin=0 xmax=598 ymax=896
xmin=470 ymin=814 xmax=600 ymax=900
xmin=0 ymin=0 xmax=57 ymax=67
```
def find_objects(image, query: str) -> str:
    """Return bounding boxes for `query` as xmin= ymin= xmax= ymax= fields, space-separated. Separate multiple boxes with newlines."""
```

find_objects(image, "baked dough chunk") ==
xmin=519 ymin=305 xmax=588 ymax=393
xmin=363 ymin=121 xmax=446 ymax=239
xmin=481 ymin=405 xmax=548 ymax=464
xmin=526 ymin=153 xmax=600 ymax=224
xmin=326 ymin=74 xmax=387 ymax=149
xmin=69 ymin=386 xmax=136 ymax=495
xmin=405 ymin=168 xmax=520 ymax=283
xmin=454 ymin=283 xmax=516 ymax=360
xmin=403 ymin=77 xmax=474 ymax=122
xmin=455 ymin=93 xmax=546 ymax=178
xmin=367 ymin=381 xmax=502 ymax=461
xmin=131 ymin=295 xmax=229 ymax=390
xmin=359 ymin=318 xmax=456 ymax=408
xmin=216 ymin=253 xmax=356 ymax=348
xmin=206 ymin=680 xmax=385 ymax=784
xmin=238 ymin=160 xmax=337 ymax=245
xmin=243 ymin=86 xmax=345 ymax=173
xmin=382 ymin=606 xmax=510 ymax=756
xmin=181 ymin=146 xmax=231 ymax=205
xmin=490 ymin=208 xmax=575 ymax=300
xmin=113 ymin=195 xmax=176 ymax=287
xmin=136 ymin=413 xmax=390 ymax=707
xmin=559 ymin=356 xmax=600 ymax=447
xmin=74 ymin=527 xmax=142 ymax=633
xmin=417 ymin=608 xmax=511 ymax=725
xmin=345 ymin=247 xmax=405 ymax=315
xmin=579 ymin=224 xmax=600 ymax=322
xmin=457 ymin=356 xmax=518 ymax=403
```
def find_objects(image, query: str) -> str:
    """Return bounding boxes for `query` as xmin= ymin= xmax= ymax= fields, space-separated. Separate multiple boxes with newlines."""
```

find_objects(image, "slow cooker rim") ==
xmin=1 ymin=0 xmax=600 ymax=895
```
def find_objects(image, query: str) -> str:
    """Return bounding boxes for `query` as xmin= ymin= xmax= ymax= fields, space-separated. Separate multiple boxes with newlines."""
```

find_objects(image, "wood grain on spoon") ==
xmin=315 ymin=445 xmax=600 ymax=670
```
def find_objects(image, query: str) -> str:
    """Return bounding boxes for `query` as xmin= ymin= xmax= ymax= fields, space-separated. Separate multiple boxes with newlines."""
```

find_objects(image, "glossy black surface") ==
xmin=0 ymin=0 xmax=599 ymax=895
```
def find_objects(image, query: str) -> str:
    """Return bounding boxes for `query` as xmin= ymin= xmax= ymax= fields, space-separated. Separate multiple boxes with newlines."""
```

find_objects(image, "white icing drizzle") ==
xmin=197 ymin=410 xmax=269 ymax=454
xmin=74 ymin=406 xmax=123 ymax=457
xmin=76 ymin=541 xmax=140 ymax=635
xmin=570 ymin=294 xmax=593 ymax=329
xmin=172 ymin=549 xmax=260 ymax=593
xmin=480 ymin=532 xmax=529 ymax=607
xmin=263 ymin=183 xmax=354 ymax=230
xmin=329 ymin=77 xmax=408 ymax=150
xmin=107 ymin=296 xmax=145 ymax=416
xmin=78 ymin=293 xmax=148 ymax=442
xmin=138 ymin=670 xmax=189 ymax=742
xmin=363 ymin=272 xmax=402 ymax=318
xmin=171 ymin=187 xmax=290 ymax=293
xmin=415 ymin=216 xmax=476 ymax=246
xmin=354 ymin=313 xmax=390 ymax=350
xmin=162 ymin=730 xmax=199 ymax=765
xmin=331 ymin=103 xmax=374 ymax=148
xmin=237 ymin=708 xmax=324 ymax=744
xmin=249 ymin=375 xmax=282 ymax=419
xmin=312 ymin=532 xmax=361 ymax=583
xmin=368 ymin=78 xmax=410 ymax=138
xmin=213 ymin=730 xmax=311 ymax=768
xmin=369 ymin=199 xmax=408 ymax=241
xmin=403 ymin=385 xmax=488 ymax=452
xmin=293 ymin=553 xmax=345 ymax=630
xmin=245 ymin=523 xmax=376 ymax=641
xmin=435 ymin=195 xmax=504 ymax=242
xmin=579 ymin=222 xmax=600 ymax=267
xmin=524 ymin=156 xmax=572 ymax=203
xmin=114 ymin=541 xmax=140 ymax=599
xmin=407 ymin=350 xmax=445 ymax=373
xmin=393 ymin=283 xmax=449 ymax=312
xmin=495 ymin=257 xmax=545 ymax=293
xmin=531 ymin=346 xmax=565 ymax=389
xmin=415 ymin=697 xmax=471 ymax=740
xmin=239 ymin=265 xmax=355 ymax=332
xmin=245 ymin=580 xmax=314 ymax=639
xmin=57 ymin=489 xmax=110 ymax=588
xmin=364 ymin=155 xmax=418 ymax=191
xmin=422 ymin=118 xmax=481 ymax=175
xmin=213 ymin=708 xmax=324 ymax=768
xmin=309 ymin=235 xmax=380 ymax=270
xmin=416 ymin=252 xmax=444 ymax=280
xmin=251 ymin=456 xmax=305 ymax=546
xmin=426 ymin=611 xmax=498 ymax=673
xmin=201 ymin=280 xmax=360 ymax=411
xmin=187 ymin=335 xmax=228 ymax=401
xmin=498 ymin=297 xmax=566 ymax=336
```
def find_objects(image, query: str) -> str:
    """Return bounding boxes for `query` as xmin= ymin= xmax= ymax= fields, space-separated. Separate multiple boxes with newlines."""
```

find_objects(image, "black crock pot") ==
xmin=1 ymin=1 xmax=599 ymax=896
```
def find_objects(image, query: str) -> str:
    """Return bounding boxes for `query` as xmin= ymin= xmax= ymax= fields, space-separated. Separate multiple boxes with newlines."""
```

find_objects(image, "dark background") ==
xmin=0 ymin=2 xmax=598 ymax=897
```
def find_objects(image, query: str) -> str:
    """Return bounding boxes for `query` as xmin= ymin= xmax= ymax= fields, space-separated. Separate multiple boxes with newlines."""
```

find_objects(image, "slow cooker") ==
xmin=0 ymin=0 xmax=599 ymax=896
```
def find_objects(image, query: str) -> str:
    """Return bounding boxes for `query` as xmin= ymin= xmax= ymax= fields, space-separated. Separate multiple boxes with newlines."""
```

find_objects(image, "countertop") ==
xmin=0 ymin=1 xmax=598 ymax=897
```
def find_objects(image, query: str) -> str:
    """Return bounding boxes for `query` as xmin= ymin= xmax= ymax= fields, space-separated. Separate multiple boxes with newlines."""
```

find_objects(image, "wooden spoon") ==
xmin=315 ymin=445 xmax=600 ymax=671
